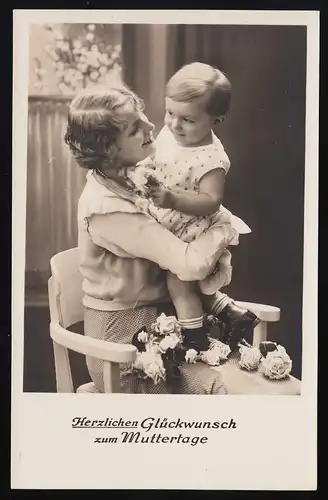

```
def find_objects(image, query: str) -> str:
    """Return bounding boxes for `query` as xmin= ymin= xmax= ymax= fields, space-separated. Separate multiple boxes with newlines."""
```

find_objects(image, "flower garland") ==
xmin=125 ymin=313 xmax=293 ymax=386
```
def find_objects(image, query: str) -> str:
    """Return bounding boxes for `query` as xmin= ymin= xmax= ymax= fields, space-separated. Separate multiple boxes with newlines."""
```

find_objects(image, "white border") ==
xmin=12 ymin=10 xmax=319 ymax=490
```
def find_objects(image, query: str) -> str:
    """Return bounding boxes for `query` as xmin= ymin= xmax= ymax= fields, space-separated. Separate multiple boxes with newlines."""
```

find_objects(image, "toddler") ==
xmin=125 ymin=62 xmax=258 ymax=352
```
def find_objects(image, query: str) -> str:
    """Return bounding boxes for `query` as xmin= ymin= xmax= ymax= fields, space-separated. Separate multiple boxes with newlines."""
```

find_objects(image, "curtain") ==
xmin=122 ymin=24 xmax=169 ymax=133
xmin=166 ymin=25 xmax=225 ymax=76
xmin=121 ymin=24 xmax=224 ymax=132
xmin=26 ymin=97 xmax=86 ymax=287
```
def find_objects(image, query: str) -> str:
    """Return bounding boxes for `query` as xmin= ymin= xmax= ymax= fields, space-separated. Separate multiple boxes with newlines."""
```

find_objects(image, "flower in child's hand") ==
xmin=185 ymin=349 xmax=198 ymax=364
xmin=261 ymin=345 xmax=292 ymax=379
xmin=137 ymin=330 xmax=148 ymax=343
xmin=208 ymin=339 xmax=231 ymax=360
xmin=158 ymin=333 xmax=181 ymax=353
xmin=200 ymin=349 xmax=221 ymax=366
xmin=239 ymin=345 xmax=262 ymax=371
xmin=152 ymin=313 xmax=181 ymax=336
xmin=128 ymin=164 xmax=156 ymax=195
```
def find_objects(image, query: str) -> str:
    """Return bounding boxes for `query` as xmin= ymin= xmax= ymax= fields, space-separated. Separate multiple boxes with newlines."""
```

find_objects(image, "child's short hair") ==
xmin=165 ymin=62 xmax=231 ymax=119
xmin=65 ymin=82 xmax=144 ymax=171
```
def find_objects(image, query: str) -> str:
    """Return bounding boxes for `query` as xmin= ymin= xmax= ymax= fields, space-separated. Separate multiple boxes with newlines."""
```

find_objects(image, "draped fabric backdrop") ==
xmin=25 ymin=25 xmax=306 ymax=378
xmin=26 ymin=97 xmax=86 ymax=289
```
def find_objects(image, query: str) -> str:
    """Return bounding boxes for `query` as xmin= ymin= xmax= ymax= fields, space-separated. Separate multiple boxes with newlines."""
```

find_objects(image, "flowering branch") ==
xmin=35 ymin=23 xmax=122 ymax=94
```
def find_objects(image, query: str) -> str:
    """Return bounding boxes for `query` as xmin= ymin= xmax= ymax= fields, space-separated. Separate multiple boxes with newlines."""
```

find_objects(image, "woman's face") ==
xmin=116 ymin=104 xmax=155 ymax=166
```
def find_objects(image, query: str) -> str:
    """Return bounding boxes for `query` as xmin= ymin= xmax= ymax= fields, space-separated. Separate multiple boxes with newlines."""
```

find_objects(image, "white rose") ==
xmin=276 ymin=344 xmax=287 ymax=355
xmin=261 ymin=349 xmax=292 ymax=379
xmin=185 ymin=349 xmax=198 ymax=364
xmin=99 ymin=66 xmax=107 ymax=75
xmin=144 ymin=359 xmax=166 ymax=385
xmin=200 ymin=350 xmax=221 ymax=366
xmin=208 ymin=339 xmax=231 ymax=360
xmin=133 ymin=349 xmax=165 ymax=384
xmin=88 ymin=24 xmax=96 ymax=31
xmin=137 ymin=330 xmax=148 ymax=344
xmin=146 ymin=340 xmax=161 ymax=356
xmin=133 ymin=349 xmax=155 ymax=371
xmin=158 ymin=333 xmax=181 ymax=353
xmin=239 ymin=346 xmax=262 ymax=371
xmin=152 ymin=313 xmax=181 ymax=336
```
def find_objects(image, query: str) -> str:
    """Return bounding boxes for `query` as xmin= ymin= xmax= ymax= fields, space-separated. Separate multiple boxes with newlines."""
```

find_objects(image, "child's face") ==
xmin=164 ymin=97 xmax=213 ymax=147
xmin=116 ymin=104 xmax=155 ymax=166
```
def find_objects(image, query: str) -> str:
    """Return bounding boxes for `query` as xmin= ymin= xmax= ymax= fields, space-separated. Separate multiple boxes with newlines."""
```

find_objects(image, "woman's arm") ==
xmin=88 ymin=210 xmax=231 ymax=282
xmin=148 ymin=168 xmax=226 ymax=216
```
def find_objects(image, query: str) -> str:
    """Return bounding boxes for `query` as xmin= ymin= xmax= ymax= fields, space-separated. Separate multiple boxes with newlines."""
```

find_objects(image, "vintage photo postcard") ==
xmin=12 ymin=9 xmax=319 ymax=490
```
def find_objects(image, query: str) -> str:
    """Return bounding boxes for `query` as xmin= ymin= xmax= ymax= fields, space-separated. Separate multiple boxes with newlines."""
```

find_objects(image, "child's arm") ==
xmin=148 ymin=168 xmax=226 ymax=216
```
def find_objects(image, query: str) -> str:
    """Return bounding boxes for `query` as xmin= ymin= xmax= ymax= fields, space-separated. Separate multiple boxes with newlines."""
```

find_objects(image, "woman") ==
xmin=65 ymin=82 xmax=259 ymax=394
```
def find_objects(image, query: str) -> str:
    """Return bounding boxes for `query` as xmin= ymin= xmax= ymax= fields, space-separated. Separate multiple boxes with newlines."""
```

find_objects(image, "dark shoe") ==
xmin=217 ymin=302 xmax=260 ymax=350
xmin=182 ymin=327 xmax=210 ymax=353
xmin=259 ymin=341 xmax=278 ymax=357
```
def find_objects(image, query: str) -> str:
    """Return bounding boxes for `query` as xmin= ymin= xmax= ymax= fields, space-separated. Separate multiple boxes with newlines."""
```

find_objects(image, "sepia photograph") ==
xmin=12 ymin=10 xmax=318 ymax=490
xmin=24 ymin=21 xmax=306 ymax=396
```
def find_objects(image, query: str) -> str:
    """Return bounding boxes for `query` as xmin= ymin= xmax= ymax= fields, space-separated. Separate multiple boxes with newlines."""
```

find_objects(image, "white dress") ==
xmin=127 ymin=126 xmax=251 ymax=294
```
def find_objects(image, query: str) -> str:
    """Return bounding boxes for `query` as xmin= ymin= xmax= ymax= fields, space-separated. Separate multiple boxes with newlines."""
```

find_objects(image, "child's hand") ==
xmin=148 ymin=182 xmax=174 ymax=209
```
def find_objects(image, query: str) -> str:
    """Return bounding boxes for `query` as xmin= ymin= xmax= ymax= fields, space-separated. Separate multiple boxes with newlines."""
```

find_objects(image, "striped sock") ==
xmin=211 ymin=294 xmax=232 ymax=316
xmin=179 ymin=316 xmax=203 ymax=330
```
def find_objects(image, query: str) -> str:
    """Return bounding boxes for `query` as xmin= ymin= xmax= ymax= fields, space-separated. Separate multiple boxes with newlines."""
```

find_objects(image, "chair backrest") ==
xmin=49 ymin=247 xmax=84 ymax=328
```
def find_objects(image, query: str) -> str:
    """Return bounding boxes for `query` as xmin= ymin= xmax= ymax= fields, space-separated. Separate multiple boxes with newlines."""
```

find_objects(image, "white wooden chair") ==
xmin=49 ymin=247 xmax=137 ymax=393
xmin=48 ymin=247 xmax=281 ymax=394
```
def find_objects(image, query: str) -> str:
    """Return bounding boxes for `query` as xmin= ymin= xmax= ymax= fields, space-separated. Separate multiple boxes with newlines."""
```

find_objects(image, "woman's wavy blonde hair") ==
xmin=64 ymin=81 xmax=144 ymax=173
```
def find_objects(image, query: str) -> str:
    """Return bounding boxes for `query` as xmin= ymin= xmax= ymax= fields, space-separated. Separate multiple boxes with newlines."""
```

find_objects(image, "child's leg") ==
xmin=166 ymin=272 xmax=210 ymax=352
